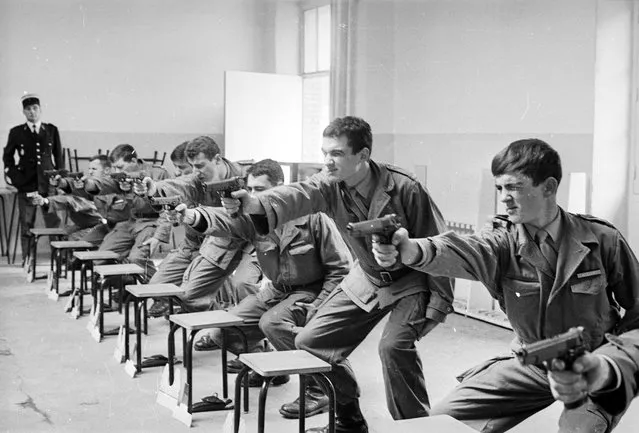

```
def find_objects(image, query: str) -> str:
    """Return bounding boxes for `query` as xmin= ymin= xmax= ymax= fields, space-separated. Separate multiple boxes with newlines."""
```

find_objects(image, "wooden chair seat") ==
xmin=94 ymin=264 xmax=145 ymax=276
xmin=239 ymin=350 xmax=331 ymax=377
xmin=169 ymin=310 xmax=244 ymax=331
xmin=126 ymin=284 xmax=183 ymax=298
xmin=50 ymin=240 xmax=95 ymax=249
xmin=30 ymin=228 xmax=67 ymax=236
xmin=73 ymin=250 xmax=120 ymax=261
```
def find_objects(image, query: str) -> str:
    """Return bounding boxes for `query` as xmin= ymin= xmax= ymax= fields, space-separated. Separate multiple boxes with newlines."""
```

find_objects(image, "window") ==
xmin=302 ymin=5 xmax=331 ymax=163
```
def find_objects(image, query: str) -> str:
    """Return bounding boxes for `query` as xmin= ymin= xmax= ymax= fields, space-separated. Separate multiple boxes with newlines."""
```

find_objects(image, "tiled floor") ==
xmin=0 ymin=263 xmax=637 ymax=432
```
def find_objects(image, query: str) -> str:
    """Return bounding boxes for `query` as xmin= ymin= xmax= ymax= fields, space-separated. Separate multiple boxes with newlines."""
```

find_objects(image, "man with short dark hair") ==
xmin=223 ymin=116 xmax=454 ymax=433
xmin=181 ymin=159 xmax=351 ymax=406
xmin=87 ymin=143 xmax=170 ymax=280
xmin=137 ymin=136 xmax=259 ymax=315
xmin=372 ymin=139 xmax=639 ymax=433
xmin=170 ymin=141 xmax=192 ymax=177
xmin=3 ymin=94 xmax=62 ymax=273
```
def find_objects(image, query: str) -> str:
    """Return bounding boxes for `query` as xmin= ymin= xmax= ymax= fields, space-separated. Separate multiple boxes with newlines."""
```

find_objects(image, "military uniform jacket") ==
xmin=3 ymin=122 xmax=63 ymax=194
xmin=154 ymin=158 xmax=248 ymax=270
xmin=252 ymin=160 xmax=454 ymax=322
xmin=65 ymin=179 xmax=131 ymax=227
xmin=195 ymin=207 xmax=352 ymax=305
xmin=412 ymin=207 xmax=639 ymax=414
xmin=87 ymin=163 xmax=171 ymax=243
xmin=46 ymin=194 xmax=103 ymax=229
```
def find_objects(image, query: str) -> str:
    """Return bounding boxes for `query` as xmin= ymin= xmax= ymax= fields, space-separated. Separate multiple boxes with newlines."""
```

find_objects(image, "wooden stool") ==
xmin=167 ymin=310 xmax=250 ymax=423
xmin=91 ymin=264 xmax=145 ymax=342
xmin=49 ymin=240 xmax=96 ymax=298
xmin=28 ymin=227 xmax=67 ymax=281
xmin=234 ymin=350 xmax=336 ymax=433
xmin=72 ymin=251 xmax=120 ymax=318
xmin=123 ymin=283 xmax=184 ymax=375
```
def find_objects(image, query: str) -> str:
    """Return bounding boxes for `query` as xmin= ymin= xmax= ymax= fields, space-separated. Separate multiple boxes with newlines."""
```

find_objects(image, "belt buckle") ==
xmin=379 ymin=271 xmax=393 ymax=284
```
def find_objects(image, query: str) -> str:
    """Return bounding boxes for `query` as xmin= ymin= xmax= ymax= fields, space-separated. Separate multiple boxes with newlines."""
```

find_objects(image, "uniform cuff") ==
xmin=589 ymin=355 xmax=622 ymax=395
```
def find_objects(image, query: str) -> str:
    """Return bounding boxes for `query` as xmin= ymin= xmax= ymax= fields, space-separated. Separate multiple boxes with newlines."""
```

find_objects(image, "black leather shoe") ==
xmin=194 ymin=334 xmax=220 ymax=352
xmin=248 ymin=371 xmax=290 ymax=387
xmin=279 ymin=389 xmax=329 ymax=418
xmin=226 ymin=357 xmax=244 ymax=372
xmin=306 ymin=419 xmax=368 ymax=433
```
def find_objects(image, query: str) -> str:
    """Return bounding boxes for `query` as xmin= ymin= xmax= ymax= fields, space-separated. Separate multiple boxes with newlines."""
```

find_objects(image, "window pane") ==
xmin=317 ymin=5 xmax=331 ymax=71
xmin=304 ymin=9 xmax=318 ymax=73
xmin=302 ymin=74 xmax=330 ymax=163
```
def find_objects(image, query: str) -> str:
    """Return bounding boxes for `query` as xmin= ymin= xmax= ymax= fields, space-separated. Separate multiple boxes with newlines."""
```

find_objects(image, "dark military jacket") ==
xmin=3 ymin=122 xmax=63 ymax=194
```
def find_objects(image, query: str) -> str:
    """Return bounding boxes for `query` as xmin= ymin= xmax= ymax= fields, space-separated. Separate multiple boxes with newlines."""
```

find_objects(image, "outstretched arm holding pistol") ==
xmin=370 ymin=228 xmax=621 ymax=408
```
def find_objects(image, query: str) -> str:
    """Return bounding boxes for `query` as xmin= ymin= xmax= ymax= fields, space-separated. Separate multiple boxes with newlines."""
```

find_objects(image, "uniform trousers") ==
xmin=430 ymin=356 xmax=624 ymax=433
xmin=208 ymin=288 xmax=316 ymax=354
xmin=96 ymin=219 xmax=156 ymax=281
xmin=295 ymin=288 xmax=433 ymax=420
xmin=149 ymin=248 xmax=261 ymax=312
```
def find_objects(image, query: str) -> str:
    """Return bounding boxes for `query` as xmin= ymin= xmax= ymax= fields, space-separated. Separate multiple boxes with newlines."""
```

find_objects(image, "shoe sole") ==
xmin=279 ymin=405 xmax=329 ymax=419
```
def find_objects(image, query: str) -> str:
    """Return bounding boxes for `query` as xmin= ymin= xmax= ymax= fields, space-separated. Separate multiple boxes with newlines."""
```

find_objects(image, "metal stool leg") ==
xmin=257 ymin=377 xmax=274 ymax=433
xmin=299 ymin=375 xmax=306 ymax=433
xmin=313 ymin=373 xmax=337 ymax=433
xmin=234 ymin=367 xmax=251 ymax=433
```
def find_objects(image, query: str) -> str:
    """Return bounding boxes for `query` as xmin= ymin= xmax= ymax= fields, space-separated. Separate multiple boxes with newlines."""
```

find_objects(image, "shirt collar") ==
xmin=27 ymin=120 xmax=42 ymax=132
xmin=349 ymin=169 xmax=375 ymax=200
xmin=524 ymin=208 xmax=562 ymax=244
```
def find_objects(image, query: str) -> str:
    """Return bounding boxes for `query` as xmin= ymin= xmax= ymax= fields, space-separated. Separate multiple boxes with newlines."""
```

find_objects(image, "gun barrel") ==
xmin=151 ymin=196 xmax=181 ymax=206
xmin=515 ymin=327 xmax=585 ymax=366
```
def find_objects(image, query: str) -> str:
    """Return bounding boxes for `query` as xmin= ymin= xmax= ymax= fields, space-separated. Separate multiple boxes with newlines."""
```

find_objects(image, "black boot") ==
xmin=306 ymin=399 xmax=368 ymax=433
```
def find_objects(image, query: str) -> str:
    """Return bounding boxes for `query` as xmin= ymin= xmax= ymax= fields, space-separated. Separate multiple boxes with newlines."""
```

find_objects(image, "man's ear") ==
xmin=213 ymin=154 xmax=222 ymax=163
xmin=358 ymin=147 xmax=371 ymax=161
xmin=543 ymin=177 xmax=559 ymax=196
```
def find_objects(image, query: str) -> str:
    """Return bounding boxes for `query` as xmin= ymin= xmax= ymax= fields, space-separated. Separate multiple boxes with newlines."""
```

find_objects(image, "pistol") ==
xmin=515 ymin=326 xmax=587 ymax=409
xmin=205 ymin=176 xmax=246 ymax=218
xmin=151 ymin=196 xmax=182 ymax=226
xmin=110 ymin=171 xmax=145 ymax=185
xmin=44 ymin=169 xmax=69 ymax=179
xmin=67 ymin=171 xmax=84 ymax=179
xmin=346 ymin=214 xmax=402 ymax=244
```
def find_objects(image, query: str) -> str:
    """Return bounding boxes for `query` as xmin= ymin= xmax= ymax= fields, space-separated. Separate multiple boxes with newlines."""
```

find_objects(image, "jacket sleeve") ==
xmin=254 ymin=177 xmax=333 ymax=235
xmin=410 ymin=229 xmax=509 ymax=302
xmin=312 ymin=212 xmax=352 ymax=306
xmin=52 ymin=125 xmax=63 ymax=169
xmin=403 ymin=182 xmax=456 ymax=322
xmin=589 ymin=231 xmax=639 ymax=414
xmin=47 ymin=195 xmax=98 ymax=215
xmin=3 ymin=129 xmax=17 ymax=170
xmin=193 ymin=206 xmax=255 ymax=242
xmin=154 ymin=175 xmax=202 ymax=206
xmin=85 ymin=175 xmax=120 ymax=195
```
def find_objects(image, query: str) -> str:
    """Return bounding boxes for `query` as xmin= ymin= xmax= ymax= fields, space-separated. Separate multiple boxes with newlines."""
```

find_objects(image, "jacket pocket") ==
xmin=570 ymin=275 xmax=604 ymax=295
xmin=501 ymin=277 xmax=540 ymax=343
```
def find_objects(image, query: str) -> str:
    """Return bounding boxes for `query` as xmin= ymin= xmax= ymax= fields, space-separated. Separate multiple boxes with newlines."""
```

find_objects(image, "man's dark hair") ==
xmin=170 ymin=141 xmax=190 ymax=163
xmin=110 ymin=144 xmax=138 ymax=163
xmin=323 ymin=116 xmax=373 ymax=155
xmin=186 ymin=136 xmax=220 ymax=160
xmin=491 ymin=138 xmax=562 ymax=186
xmin=247 ymin=159 xmax=284 ymax=185
xmin=90 ymin=154 xmax=111 ymax=168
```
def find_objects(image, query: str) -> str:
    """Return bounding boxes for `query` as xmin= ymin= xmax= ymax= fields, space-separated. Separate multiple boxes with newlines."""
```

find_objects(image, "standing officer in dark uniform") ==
xmin=3 ymin=94 xmax=62 ymax=271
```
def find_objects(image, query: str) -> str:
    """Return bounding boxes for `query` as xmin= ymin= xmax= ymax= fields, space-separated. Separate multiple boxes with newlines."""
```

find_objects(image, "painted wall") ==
xmin=0 ymin=0 xmax=270 ymax=179
xmin=349 ymin=0 xmax=597 ymax=225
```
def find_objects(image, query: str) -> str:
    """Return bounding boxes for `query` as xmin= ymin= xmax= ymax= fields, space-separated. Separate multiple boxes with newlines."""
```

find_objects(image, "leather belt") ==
xmin=274 ymin=282 xmax=315 ymax=292
xmin=361 ymin=265 xmax=412 ymax=286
